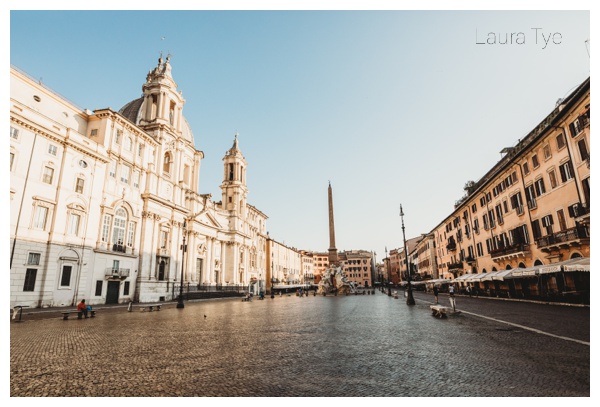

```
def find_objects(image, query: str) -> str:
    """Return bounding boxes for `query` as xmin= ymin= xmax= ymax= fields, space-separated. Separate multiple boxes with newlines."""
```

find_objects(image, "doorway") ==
xmin=106 ymin=281 xmax=120 ymax=304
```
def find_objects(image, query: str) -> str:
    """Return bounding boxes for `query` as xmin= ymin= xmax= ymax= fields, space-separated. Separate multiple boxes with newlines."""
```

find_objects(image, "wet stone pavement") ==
xmin=10 ymin=291 xmax=589 ymax=397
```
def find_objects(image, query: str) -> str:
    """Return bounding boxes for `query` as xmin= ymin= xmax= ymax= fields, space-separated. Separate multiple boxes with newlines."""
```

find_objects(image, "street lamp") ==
xmin=177 ymin=220 xmax=187 ymax=309
xmin=400 ymin=205 xmax=415 ymax=305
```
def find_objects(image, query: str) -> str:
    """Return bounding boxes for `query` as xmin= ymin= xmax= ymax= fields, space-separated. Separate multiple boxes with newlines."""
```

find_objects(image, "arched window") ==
xmin=163 ymin=152 xmax=172 ymax=175
xmin=112 ymin=208 xmax=127 ymax=250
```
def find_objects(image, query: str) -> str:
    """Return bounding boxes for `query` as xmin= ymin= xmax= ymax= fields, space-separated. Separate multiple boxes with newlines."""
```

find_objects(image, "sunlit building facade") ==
xmin=433 ymin=77 xmax=590 ymax=294
xmin=10 ymin=56 xmax=268 ymax=308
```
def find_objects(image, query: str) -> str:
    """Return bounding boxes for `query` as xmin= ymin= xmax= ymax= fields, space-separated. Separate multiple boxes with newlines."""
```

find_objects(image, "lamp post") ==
xmin=177 ymin=220 xmax=187 ymax=309
xmin=400 ymin=205 xmax=415 ymax=305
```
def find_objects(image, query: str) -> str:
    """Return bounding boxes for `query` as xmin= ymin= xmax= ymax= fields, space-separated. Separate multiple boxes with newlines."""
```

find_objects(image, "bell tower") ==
xmin=139 ymin=53 xmax=185 ymax=134
xmin=220 ymin=133 xmax=248 ymax=216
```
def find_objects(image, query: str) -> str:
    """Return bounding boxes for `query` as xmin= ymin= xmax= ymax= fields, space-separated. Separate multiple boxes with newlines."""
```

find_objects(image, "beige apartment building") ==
xmin=339 ymin=250 xmax=374 ymax=287
xmin=266 ymin=239 xmax=302 ymax=290
xmin=10 ymin=56 xmax=268 ymax=308
xmin=312 ymin=252 xmax=329 ymax=284
xmin=413 ymin=233 xmax=438 ymax=280
xmin=433 ymin=77 xmax=589 ymax=296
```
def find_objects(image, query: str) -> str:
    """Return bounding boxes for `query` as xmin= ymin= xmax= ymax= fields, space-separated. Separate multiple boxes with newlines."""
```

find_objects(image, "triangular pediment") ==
xmin=198 ymin=211 xmax=222 ymax=229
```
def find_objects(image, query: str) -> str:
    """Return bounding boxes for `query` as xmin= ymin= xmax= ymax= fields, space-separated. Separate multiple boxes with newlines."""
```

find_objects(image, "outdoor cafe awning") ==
xmin=481 ymin=271 xmax=505 ymax=281
xmin=466 ymin=272 xmax=491 ymax=282
xmin=504 ymin=265 xmax=540 ymax=279
xmin=425 ymin=279 xmax=453 ymax=285
xmin=539 ymin=257 xmax=590 ymax=274
xmin=491 ymin=269 xmax=516 ymax=281
xmin=452 ymin=274 xmax=473 ymax=283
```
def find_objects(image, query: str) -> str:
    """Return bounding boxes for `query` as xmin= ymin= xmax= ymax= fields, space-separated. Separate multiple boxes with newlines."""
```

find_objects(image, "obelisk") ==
xmin=328 ymin=181 xmax=338 ymax=265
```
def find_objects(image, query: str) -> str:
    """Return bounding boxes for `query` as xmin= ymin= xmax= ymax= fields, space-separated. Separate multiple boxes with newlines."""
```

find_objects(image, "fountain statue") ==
xmin=317 ymin=266 xmax=356 ymax=295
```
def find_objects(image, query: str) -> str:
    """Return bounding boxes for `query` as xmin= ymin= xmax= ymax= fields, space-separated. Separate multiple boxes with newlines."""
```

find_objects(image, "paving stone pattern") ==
xmin=10 ymin=292 xmax=589 ymax=397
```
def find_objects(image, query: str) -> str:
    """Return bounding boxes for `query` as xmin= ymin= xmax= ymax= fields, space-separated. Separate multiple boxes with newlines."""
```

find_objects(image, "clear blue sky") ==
xmin=8 ymin=6 xmax=591 ymax=261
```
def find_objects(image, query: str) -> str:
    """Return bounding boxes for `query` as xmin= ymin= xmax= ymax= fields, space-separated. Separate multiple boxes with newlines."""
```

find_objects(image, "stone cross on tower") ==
xmin=328 ymin=181 xmax=338 ymax=265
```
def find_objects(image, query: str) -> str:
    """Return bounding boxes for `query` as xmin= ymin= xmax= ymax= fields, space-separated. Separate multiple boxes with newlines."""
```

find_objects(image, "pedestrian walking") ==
xmin=77 ymin=299 xmax=88 ymax=319
xmin=466 ymin=285 xmax=472 ymax=297
xmin=449 ymin=284 xmax=455 ymax=296
xmin=433 ymin=285 xmax=439 ymax=304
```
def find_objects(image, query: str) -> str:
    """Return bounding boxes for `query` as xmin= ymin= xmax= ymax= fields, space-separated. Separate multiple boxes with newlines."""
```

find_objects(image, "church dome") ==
xmin=118 ymin=97 xmax=195 ymax=144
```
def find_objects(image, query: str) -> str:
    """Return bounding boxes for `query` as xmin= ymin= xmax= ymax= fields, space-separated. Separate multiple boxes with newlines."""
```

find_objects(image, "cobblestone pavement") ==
xmin=10 ymin=292 xmax=590 ymax=397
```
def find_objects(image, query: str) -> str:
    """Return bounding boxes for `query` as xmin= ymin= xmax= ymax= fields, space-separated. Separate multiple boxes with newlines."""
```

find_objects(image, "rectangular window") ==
xmin=42 ymin=166 xmax=54 ymax=184
xmin=138 ymin=144 xmax=144 ymax=157
xmin=95 ymin=281 xmax=103 ymax=296
xmin=578 ymin=139 xmax=589 ymax=161
xmin=115 ymin=129 xmax=122 ymax=144
xmin=67 ymin=214 xmax=80 ymax=235
xmin=488 ymin=210 xmax=496 ymax=228
xmin=109 ymin=161 xmax=117 ymax=178
xmin=556 ymin=133 xmax=566 ymax=150
xmin=480 ymin=197 xmax=486 ymax=208
xmin=90 ymin=129 xmax=98 ymax=137
xmin=48 ymin=144 xmax=57 ymax=156
xmin=542 ymin=215 xmax=554 ymax=235
xmin=101 ymin=214 xmax=111 ymax=242
xmin=75 ymin=177 xmax=85 ymax=193
xmin=569 ymin=119 xmax=582 ymax=137
xmin=473 ymin=218 xmax=479 ymax=233
xmin=27 ymin=252 xmax=41 ymax=265
xmin=160 ymin=231 xmax=168 ymax=249
xmin=10 ymin=126 xmax=19 ymax=140
xmin=127 ymin=222 xmax=135 ymax=248
xmin=23 ymin=269 xmax=37 ymax=291
xmin=495 ymin=204 xmax=503 ymax=225
xmin=60 ymin=265 xmax=72 ymax=287
xmin=557 ymin=209 xmax=567 ymax=232
xmin=532 ymin=154 xmax=539 ymax=169
xmin=523 ymin=162 xmax=530 ymax=175
xmin=525 ymin=185 xmax=537 ymax=209
xmin=133 ymin=171 xmax=140 ymax=189
xmin=126 ymin=137 xmax=133 ymax=151
xmin=483 ymin=213 xmax=489 ymax=230
xmin=486 ymin=192 xmax=491 ymax=203
xmin=531 ymin=219 xmax=542 ymax=240
xmin=559 ymin=161 xmax=574 ymax=183
xmin=503 ymin=200 xmax=509 ymax=213
xmin=548 ymin=169 xmax=557 ymax=189
xmin=476 ymin=242 xmax=483 ymax=257
xmin=33 ymin=206 xmax=48 ymax=229
xmin=471 ymin=203 xmax=477 ymax=214
xmin=534 ymin=178 xmax=546 ymax=197
xmin=10 ymin=152 xmax=15 ymax=171
xmin=543 ymin=144 xmax=551 ymax=160
xmin=123 ymin=281 xmax=130 ymax=296
xmin=120 ymin=165 xmax=130 ymax=184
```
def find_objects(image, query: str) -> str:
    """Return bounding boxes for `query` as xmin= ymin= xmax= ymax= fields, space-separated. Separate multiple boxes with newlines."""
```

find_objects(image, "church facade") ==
xmin=10 ymin=55 xmax=268 ymax=308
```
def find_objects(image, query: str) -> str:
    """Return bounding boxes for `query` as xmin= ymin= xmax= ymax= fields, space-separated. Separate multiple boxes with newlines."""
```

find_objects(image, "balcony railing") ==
xmin=490 ymin=243 xmax=529 ymax=258
xmin=465 ymin=256 xmax=476 ymax=264
xmin=104 ymin=268 xmax=130 ymax=278
xmin=536 ymin=226 xmax=590 ymax=249
xmin=447 ymin=262 xmax=463 ymax=271
xmin=446 ymin=242 xmax=457 ymax=251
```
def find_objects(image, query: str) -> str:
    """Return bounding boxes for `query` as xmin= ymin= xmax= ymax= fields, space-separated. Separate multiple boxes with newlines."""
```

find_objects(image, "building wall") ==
xmin=340 ymin=250 xmax=373 ymax=287
xmin=433 ymin=78 xmax=590 ymax=280
xmin=10 ymin=60 xmax=270 ymax=308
